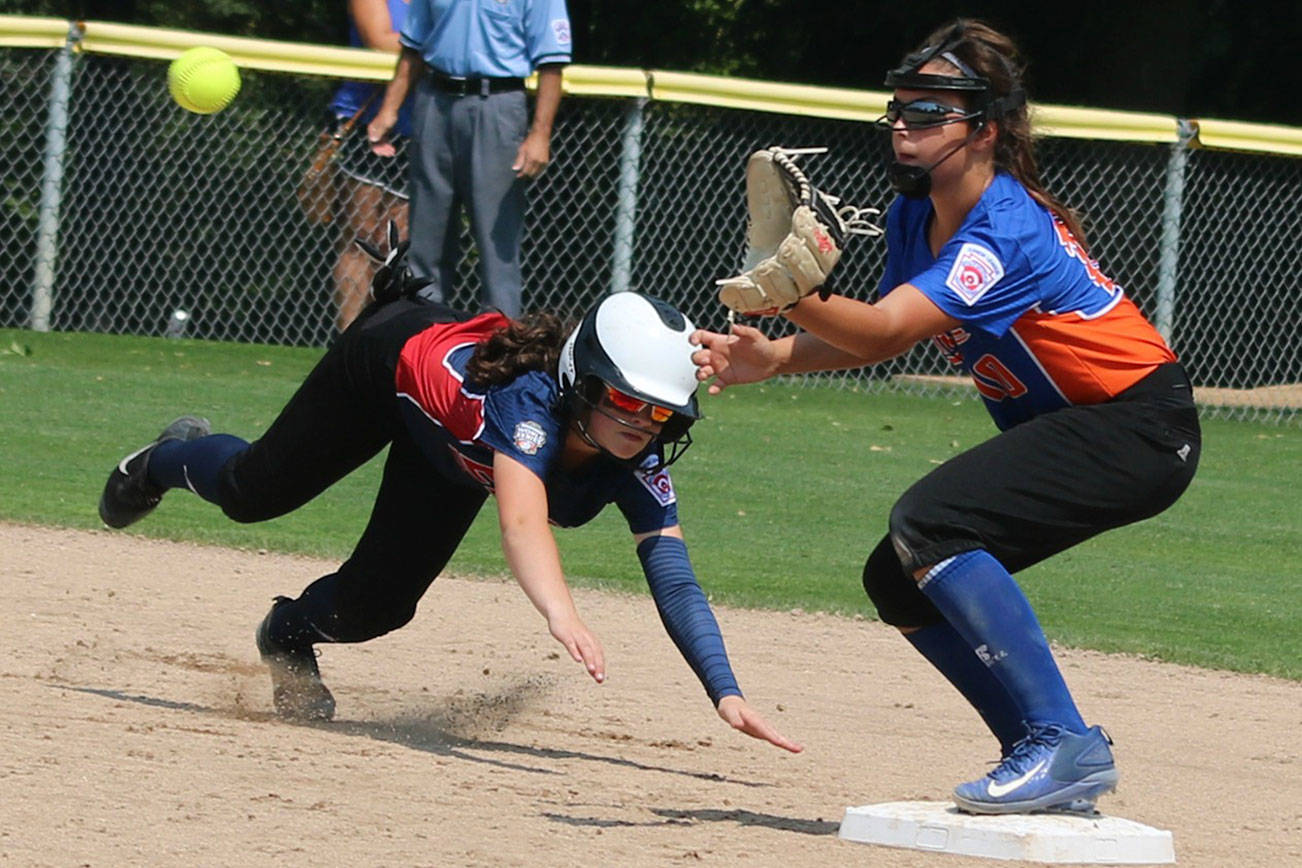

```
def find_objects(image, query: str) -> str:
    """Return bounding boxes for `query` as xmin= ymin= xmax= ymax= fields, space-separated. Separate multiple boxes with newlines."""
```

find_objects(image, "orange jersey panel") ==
xmin=1010 ymin=296 xmax=1175 ymax=404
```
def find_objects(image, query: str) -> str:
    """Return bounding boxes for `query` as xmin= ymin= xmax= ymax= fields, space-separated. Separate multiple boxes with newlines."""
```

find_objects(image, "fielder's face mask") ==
xmin=878 ymin=30 xmax=1026 ymax=199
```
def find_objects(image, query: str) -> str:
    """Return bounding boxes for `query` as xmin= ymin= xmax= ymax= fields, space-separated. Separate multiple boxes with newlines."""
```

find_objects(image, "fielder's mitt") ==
xmin=717 ymin=147 xmax=882 ymax=316
xmin=355 ymin=220 xmax=433 ymax=304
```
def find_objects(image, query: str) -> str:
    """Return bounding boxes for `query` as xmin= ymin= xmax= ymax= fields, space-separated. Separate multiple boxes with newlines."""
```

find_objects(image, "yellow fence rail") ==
xmin=4 ymin=16 xmax=1301 ymax=156
xmin=1 ymin=16 xmax=1297 ymax=422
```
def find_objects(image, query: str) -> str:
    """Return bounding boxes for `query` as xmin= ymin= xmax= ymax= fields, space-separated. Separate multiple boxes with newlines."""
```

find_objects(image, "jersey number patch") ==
xmin=971 ymin=354 xmax=1028 ymax=401
xmin=1052 ymin=216 xmax=1119 ymax=295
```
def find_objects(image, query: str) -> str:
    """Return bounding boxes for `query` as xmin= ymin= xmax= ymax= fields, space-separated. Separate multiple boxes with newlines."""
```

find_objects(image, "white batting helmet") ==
xmin=557 ymin=292 xmax=702 ymax=466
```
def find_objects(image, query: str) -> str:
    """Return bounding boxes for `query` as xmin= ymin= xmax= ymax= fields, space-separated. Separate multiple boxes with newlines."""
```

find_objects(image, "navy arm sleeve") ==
xmin=636 ymin=535 xmax=741 ymax=705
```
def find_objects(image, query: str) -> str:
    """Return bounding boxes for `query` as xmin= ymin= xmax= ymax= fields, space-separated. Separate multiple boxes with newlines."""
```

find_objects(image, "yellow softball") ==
xmin=168 ymin=47 xmax=241 ymax=115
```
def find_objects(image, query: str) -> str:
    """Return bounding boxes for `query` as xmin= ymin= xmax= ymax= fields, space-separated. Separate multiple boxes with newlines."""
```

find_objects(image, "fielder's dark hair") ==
xmin=916 ymin=19 xmax=1089 ymax=249
xmin=465 ymin=311 xmax=569 ymax=386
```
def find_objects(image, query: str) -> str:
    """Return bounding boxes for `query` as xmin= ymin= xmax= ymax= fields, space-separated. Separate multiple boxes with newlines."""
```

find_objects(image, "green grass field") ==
xmin=3 ymin=328 xmax=1298 ymax=680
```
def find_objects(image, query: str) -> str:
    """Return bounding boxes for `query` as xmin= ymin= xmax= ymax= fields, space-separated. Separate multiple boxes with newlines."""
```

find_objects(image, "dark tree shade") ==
xmin=5 ymin=0 xmax=1302 ymax=125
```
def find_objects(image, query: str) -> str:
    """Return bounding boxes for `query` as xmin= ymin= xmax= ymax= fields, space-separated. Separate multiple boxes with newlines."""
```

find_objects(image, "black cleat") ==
xmin=256 ymin=596 xmax=336 ymax=722
xmin=98 ymin=415 xmax=211 ymax=528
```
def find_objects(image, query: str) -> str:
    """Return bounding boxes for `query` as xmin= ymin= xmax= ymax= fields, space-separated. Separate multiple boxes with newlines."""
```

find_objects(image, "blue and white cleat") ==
xmin=953 ymin=724 xmax=1118 ymax=815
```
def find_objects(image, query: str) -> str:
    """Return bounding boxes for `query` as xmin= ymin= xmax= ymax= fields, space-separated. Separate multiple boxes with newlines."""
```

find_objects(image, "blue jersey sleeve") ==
xmin=614 ymin=453 xmax=679 ymax=534
xmin=637 ymin=535 xmax=741 ymax=705
xmin=477 ymin=373 xmax=564 ymax=480
xmin=906 ymin=210 xmax=1040 ymax=337
xmin=398 ymin=0 xmax=430 ymax=50
xmin=526 ymin=0 xmax=572 ymax=66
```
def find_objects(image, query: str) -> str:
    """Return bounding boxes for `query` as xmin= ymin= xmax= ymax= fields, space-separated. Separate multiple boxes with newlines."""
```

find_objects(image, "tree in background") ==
xmin=4 ymin=0 xmax=1301 ymax=125
xmin=0 ymin=0 xmax=347 ymax=44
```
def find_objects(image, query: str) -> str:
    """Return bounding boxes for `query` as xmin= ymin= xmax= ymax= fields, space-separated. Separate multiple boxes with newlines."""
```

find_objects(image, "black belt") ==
xmin=426 ymin=70 xmax=525 ymax=96
xmin=1114 ymin=362 xmax=1193 ymax=403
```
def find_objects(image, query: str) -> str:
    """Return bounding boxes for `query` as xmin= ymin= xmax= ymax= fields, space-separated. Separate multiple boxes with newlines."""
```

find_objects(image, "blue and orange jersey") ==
xmin=393 ymin=312 xmax=678 ymax=532
xmin=878 ymin=172 xmax=1175 ymax=430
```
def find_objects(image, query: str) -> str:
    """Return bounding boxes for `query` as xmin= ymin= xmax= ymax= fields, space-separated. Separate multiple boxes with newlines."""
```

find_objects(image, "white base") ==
xmin=839 ymin=801 xmax=1174 ymax=864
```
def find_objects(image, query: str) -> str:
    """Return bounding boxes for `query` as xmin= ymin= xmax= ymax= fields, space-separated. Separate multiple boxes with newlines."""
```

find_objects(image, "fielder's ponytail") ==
xmin=919 ymin=20 xmax=1090 ymax=250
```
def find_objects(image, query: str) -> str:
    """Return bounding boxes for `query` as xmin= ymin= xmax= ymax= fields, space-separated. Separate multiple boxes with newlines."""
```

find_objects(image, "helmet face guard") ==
xmin=567 ymin=376 xmax=695 ymax=471
xmin=880 ymin=25 xmax=1026 ymax=198
xmin=885 ymin=33 xmax=992 ymax=104
xmin=557 ymin=292 xmax=702 ymax=471
xmin=884 ymin=24 xmax=1027 ymax=122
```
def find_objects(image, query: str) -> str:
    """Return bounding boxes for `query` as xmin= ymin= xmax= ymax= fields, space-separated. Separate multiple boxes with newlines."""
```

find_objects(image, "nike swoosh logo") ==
xmin=117 ymin=445 xmax=150 ymax=475
xmin=987 ymin=759 xmax=1047 ymax=797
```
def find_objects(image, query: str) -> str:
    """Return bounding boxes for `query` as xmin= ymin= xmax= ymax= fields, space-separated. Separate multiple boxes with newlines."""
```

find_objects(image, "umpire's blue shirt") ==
xmin=400 ymin=0 xmax=572 ymax=78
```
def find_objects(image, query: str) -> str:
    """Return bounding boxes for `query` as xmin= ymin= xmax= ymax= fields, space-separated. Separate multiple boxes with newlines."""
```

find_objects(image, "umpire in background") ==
xmin=367 ymin=0 xmax=572 ymax=318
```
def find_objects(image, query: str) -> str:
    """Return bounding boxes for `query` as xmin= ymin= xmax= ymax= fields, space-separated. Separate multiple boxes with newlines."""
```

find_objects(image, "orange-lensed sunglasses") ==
xmin=603 ymin=385 xmax=674 ymax=423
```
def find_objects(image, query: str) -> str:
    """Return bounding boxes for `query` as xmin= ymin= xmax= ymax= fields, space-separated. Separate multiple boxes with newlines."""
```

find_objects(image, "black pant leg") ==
xmin=888 ymin=383 xmax=1200 ymax=574
xmin=289 ymin=434 xmax=488 ymax=643
xmin=862 ymin=533 xmax=945 ymax=627
xmin=217 ymin=299 xmax=469 ymax=523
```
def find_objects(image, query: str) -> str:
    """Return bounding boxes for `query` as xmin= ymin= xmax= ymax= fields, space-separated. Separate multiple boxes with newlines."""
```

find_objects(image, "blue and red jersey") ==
xmin=393 ymin=313 xmax=679 ymax=533
xmin=878 ymin=172 xmax=1175 ymax=430
xmin=392 ymin=312 xmax=740 ymax=704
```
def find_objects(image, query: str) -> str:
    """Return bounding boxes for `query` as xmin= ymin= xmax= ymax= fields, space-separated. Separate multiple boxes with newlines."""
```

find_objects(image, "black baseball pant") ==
xmin=215 ymin=299 xmax=489 ymax=642
xmin=864 ymin=362 xmax=1202 ymax=626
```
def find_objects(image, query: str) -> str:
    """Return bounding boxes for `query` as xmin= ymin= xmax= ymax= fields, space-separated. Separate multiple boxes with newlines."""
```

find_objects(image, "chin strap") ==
xmin=889 ymin=122 xmax=988 ymax=199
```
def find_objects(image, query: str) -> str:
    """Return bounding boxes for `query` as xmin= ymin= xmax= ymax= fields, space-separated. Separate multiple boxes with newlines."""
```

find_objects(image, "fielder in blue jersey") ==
xmin=878 ymin=171 xmax=1176 ymax=429
xmin=96 ymin=263 xmax=801 ymax=753
xmin=694 ymin=19 xmax=1200 ymax=814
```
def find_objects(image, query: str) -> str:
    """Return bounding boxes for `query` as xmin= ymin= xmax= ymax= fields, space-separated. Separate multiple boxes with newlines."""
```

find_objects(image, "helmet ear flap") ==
xmin=580 ymin=376 xmax=605 ymax=408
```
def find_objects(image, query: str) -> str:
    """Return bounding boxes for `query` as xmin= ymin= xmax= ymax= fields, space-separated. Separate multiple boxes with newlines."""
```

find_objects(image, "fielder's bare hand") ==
xmin=548 ymin=609 xmax=606 ymax=684
xmin=690 ymin=325 xmax=781 ymax=394
xmin=716 ymin=695 xmax=804 ymax=753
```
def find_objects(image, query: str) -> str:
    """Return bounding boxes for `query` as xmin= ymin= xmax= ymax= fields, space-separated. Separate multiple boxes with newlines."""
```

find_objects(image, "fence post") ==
xmin=1155 ymin=119 xmax=1196 ymax=345
xmin=608 ymin=97 xmax=646 ymax=295
xmin=30 ymin=22 xmax=81 ymax=332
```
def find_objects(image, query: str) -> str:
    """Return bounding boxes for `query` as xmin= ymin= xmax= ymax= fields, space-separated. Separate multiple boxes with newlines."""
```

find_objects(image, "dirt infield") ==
xmin=892 ymin=374 xmax=1302 ymax=411
xmin=3 ymin=523 xmax=1299 ymax=867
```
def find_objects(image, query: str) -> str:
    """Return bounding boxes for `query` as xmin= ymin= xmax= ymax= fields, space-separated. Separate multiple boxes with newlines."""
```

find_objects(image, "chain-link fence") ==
xmin=3 ymin=35 xmax=1299 ymax=423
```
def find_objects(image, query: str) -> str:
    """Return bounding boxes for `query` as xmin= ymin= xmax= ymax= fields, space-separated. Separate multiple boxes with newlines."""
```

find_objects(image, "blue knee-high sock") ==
xmin=905 ymin=621 xmax=1027 ymax=753
xmin=147 ymin=434 xmax=249 ymax=503
xmin=918 ymin=549 xmax=1086 ymax=733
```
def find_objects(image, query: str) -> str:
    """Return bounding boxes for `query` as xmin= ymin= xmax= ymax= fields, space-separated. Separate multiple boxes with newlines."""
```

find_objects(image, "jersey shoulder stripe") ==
xmin=394 ymin=313 xmax=510 ymax=441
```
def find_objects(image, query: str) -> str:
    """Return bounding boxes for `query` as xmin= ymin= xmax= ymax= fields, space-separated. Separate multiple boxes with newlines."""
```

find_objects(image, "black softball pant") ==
xmin=215 ymin=299 xmax=488 ymax=642
xmin=863 ymin=363 xmax=1202 ymax=627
